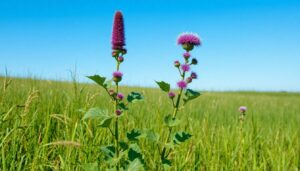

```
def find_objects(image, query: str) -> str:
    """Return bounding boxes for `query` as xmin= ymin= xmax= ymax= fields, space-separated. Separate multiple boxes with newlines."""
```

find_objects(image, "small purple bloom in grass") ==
xmin=177 ymin=33 xmax=201 ymax=46
xmin=239 ymin=106 xmax=247 ymax=113
xmin=183 ymin=52 xmax=191 ymax=59
xmin=177 ymin=80 xmax=187 ymax=89
xmin=191 ymin=72 xmax=197 ymax=79
xmin=181 ymin=64 xmax=190 ymax=72
xmin=191 ymin=58 xmax=198 ymax=65
xmin=116 ymin=109 xmax=122 ymax=116
xmin=174 ymin=60 xmax=180 ymax=67
xmin=118 ymin=56 xmax=124 ymax=62
xmin=168 ymin=92 xmax=176 ymax=99
xmin=112 ymin=11 xmax=126 ymax=50
xmin=117 ymin=93 xmax=124 ymax=100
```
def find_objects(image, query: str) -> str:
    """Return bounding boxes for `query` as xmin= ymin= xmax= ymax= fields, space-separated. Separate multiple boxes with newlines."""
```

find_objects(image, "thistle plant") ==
xmin=154 ymin=33 xmax=202 ymax=168
xmin=83 ymin=11 xmax=144 ymax=170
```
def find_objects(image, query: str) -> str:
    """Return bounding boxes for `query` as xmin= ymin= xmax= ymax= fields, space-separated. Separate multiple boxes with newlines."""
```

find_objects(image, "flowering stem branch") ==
xmin=161 ymin=70 xmax=186 ymax=162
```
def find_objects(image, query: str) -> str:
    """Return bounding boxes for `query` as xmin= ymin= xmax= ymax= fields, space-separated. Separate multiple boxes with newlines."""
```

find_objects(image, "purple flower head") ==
xmin=177 ymin=33 xmax=201 ymax=46
xmin=239 ymin=106 xmax=247 ymax=113
xmin=117 ymin=93 xmax=124 ymax=100
xmin=115 ymin=109 xmax=122 ymax=116
xmin=183 ymin=52 xmax=191 ymax=59
xmin=113 ymin=71 xmax=123 ymax=82
xmin=113 ymin=71 xmax=123 ymax=78
xmin=174 ymin=60 xmax=180 ymax=67
xmin=118 ymin=56 xmax=124 ymax=62
xmin=191 ymin=72 xmax=197 ymax=79
xmin=181 ymin=64 xmax=190 ymax=72
xmin=112 ymin=11 xmax=126 ymax=50
xmin=177 ymin=80 xmax=187 ymax=89
xmin=168 ymin=92 xmax=176 ymax=99
xmin=186 ymin=77 xmax=193 ymax=83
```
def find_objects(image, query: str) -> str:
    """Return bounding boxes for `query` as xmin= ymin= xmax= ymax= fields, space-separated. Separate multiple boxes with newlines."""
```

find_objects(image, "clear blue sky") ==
xmin=1 ymin=0 xmax=300 ymax=91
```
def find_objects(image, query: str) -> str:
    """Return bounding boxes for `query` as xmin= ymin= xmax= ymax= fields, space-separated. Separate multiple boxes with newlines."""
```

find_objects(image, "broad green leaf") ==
xmin=100 ymin=145 xmax=115 ymax=160
xmin=119 ymin=141 xmax=129 ymax=151
xmin=127 ymin=159 xmax=144 ymax=171
xmin=128 ymin=144 xmax=144 ymax=163
xmin=127 ymin=92 xmax=143 ymax=103
xmin=173 ymin=131 xmax=192 ymax=145
xmin=145 ymin=130 xmax=159 ymax=143
xmin=183 ymin=89 xmax=201 ymax=104
xmin=127 ymin=129 xmax=142 ymax=141
xmin=118 ymin=103 xmax=129 ymax=110
xmin=104 ymin=79 xmax=113 ymax=89
xmin=81 ymin=162 xmax=99 ymax=171
xmin=162 ymin=156 xmax=172 ymax=170
xmin=164 ymin=114 xmax=180 ymax=127
xmin=83 ymin=108 xmax=108 ymax=120
xmin=97 ymin=116 xmax=113 ymax=128
xmin=155 ymin=81 xmax=170 ymax=92
xmin=87 ymin=75 xmax=106 ymax=87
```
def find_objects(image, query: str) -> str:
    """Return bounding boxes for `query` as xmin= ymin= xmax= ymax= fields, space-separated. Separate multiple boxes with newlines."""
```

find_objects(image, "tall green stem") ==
xmin=161 ymin=70 xmax=186 ymax=161
xmin=115 ymin=62 xmax=120 ymax=171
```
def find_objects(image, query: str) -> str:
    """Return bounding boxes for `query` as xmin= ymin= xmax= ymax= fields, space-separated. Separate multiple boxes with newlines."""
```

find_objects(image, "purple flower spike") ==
xmin=191 ymin=72 xmax=197 ymax=79
xmin=168 ymin=92 xmax=176 ymax=99
xmin=183 ymin=52 xmax=191 ymax=59
xmin=177 ymin=80 xmax=187 ymax=89
xmin=181 ymin=64 xmax=190 ymax=72
xmin=112 ymin=11 xmax=126 ymax=50
xmin=117 ymin=93 xmax=124 ymax=100
xmin=239 ymin=106 xmax=247 ymax=113
xmin=177 ymin=33 xmax=201 ymax=46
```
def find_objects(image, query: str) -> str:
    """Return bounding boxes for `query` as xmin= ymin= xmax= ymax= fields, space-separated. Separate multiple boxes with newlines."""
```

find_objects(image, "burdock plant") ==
xmin=155 ymin=33 xmax=202 ymax=168
xmin=83 ymin=11 xmax=144 ymax=170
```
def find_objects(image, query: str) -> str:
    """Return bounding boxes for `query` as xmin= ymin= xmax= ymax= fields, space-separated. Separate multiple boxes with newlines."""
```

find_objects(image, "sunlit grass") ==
xmin=0 ymin=76 xmax=299 ymax=170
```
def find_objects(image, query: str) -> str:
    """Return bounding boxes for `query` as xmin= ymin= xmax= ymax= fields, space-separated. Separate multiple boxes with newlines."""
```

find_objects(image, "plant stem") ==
xmin=161 ymin=71 xmax=186 ymax=162
xmin=115 ymin=62 xmax=120 ymax=171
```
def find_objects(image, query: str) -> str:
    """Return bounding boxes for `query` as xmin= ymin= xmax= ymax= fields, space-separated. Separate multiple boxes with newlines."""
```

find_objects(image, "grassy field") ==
xmin=0 ymin=76 xmax=299 ymax=170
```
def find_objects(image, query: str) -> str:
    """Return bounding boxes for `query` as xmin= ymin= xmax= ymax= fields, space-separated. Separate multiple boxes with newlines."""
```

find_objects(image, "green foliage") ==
xmin=164 ymin=114 xmax=180 ymax=127
xmin=173 ymin=131 xmax=192 ymax=145
xmin=101 ymin=145 xmax=116 ymax=160
xmin=127 ymin=92 xmax=143 ymax=103
xmin=183 ymin=89 xmax=201 ymax=104
xmin=1 ymin=77 xmax=300 ymax=170
xmin=127 ymin=159 xmax=144 ymax=171
xmin=128 ymin=144 xmax=144 ymax=163
xmin=87 ymin=75 xmax=107 ymax=88
xmin=145 ymin=130 xmax=159 ymax=143
xmin=127 ymin=129 xmax=143 ymax=141
xmin=155 ymin=81 xmax=170 ymax=92
xmin=82 ymin=108 xmax=108 ymax=120
xmin=97 ymin=116 xmax=113 ymax=128
xmin=118 ymin=102 xmax=129 ymax=110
